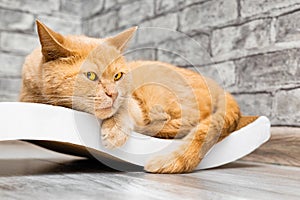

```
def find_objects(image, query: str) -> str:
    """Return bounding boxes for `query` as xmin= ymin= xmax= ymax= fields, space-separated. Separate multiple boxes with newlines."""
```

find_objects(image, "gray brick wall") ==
xmin=82 ymin=0 xmax=300 ymax=127
xmin=0 ymin=0 xmax=299 ymax=127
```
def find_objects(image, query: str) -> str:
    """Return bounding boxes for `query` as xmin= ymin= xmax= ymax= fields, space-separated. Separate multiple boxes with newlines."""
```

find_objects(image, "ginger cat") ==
xmin=20 ymin=21 xmax=258 ymax=173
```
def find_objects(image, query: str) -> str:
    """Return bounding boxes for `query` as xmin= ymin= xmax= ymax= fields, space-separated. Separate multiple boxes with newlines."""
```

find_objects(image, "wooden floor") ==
xmin=242 ymin=127 xmax=300 ymax=167
xmin=0 ymin=141 xmax=299 ymax=200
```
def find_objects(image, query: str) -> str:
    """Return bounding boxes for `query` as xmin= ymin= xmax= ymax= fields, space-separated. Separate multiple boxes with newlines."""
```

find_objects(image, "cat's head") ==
xmin=73 ymin=27 xmax=137 ymax=119
xmin=37 ymin=20 xmax=137 ymax=119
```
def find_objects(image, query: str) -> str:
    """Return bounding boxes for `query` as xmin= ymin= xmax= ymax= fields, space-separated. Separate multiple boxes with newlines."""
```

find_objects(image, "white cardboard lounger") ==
xmin=0 ymin=102 xmax=271 ymax=171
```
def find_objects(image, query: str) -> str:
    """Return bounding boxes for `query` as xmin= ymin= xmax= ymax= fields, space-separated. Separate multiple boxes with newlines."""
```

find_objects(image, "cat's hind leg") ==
xmin=145 ymin=92 xmax=241 ymax=173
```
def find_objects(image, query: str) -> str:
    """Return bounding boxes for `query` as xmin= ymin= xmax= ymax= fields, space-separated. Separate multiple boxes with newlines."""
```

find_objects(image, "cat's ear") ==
xmin=36 ymin=20 xmax=72 ymax=62
xmin=105 ymin=26 xmax=137 ymax=52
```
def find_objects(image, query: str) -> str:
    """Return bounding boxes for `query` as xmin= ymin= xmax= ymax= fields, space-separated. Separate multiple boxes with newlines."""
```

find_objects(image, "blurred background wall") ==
xmin=0 ymin=0 xmax=299 ymax=127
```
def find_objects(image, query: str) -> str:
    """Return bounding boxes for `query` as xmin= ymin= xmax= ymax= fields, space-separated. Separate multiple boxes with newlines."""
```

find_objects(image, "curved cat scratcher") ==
xmin=0 ymin=102 xmax=270 ymax=170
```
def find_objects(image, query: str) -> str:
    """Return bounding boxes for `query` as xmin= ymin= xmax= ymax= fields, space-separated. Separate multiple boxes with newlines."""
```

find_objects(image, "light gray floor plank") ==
xmin=243 ymin=127 xmax=300 ymax=167
xmin=0 ymin=141 xmax=299 ymax=200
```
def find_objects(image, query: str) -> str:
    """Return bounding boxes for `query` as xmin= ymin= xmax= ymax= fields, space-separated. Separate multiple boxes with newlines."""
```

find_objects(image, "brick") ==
xmin=0 ymin=94 xmax=19 ymax=102
xmin=180 ymin=0 xmax=238 ymax=32
xmin=83 ymin=11 xmax=118 ymax=37
xmin=233 ymin=93 xmax=273 ymax=117
xmin=137 ymin=13 xmax=178 ymax=45
xmin=235 ymin=49 xmax=300 ymax=90
xmin=118 ymin=0 xmax=154 ymax=27
xmin=275 ymin=88 xmax=300 ymax=125
xmin=155 ymin=0 xmax=207 ymax=14
xmin=155 ymin=0 xmax=185 ymax=14
xmin=0 ymin=8 xmax=34 ymax=32
xmin=196 ymin=61 xmax=236 ymax=88
xmin=0 ymin=53 xmax=25 ymax=78
xmin=0 ymin=0 xmax=60 ymax=14
xmin=157 ymin=33 xmax=210 ymax=66
xmin=155 ymin=0 xmax=179 ymax=14
xmin=276 ymin=11 xmax=300 ymax=43
xmin=0 ymin=78 xmax=22 ymax=97
xmin=124 ymin=48 xmax=156 ymax=61
xmin=82 ymin=0 xmax=104 ymax=18
xmin=37 ymin=16 xmax=81 ymax=35
xmin=61 ymin=0 xmax=82 ymax=16
xmin=211 ymin=19 xmax=272 ymax=57
xmin=104 ymin=0 xmax=117 ymax=9
xmin=0 ymin=32 xmax=38 ymax=55
xmin=240 ymin=0 xmax=300 ymax=18
xmin=117 ymin=0 xmax=138 ymax=4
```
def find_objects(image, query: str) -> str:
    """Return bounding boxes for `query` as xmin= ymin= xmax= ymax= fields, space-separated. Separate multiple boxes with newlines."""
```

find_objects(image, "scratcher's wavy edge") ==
xmin=198 ymin=116 xmax=271 ymax=169
xmin=0 ymin=102 xmax=271 ymax=170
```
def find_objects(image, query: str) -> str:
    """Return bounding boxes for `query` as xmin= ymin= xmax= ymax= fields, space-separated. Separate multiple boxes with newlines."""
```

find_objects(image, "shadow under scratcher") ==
xmin=0 ymin=158 xmax=146 ymax=177
xmin=0 ymin=141 xmax=143 ymax=177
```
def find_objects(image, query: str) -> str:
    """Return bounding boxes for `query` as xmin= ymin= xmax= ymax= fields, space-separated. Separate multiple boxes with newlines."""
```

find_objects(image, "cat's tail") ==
xmin=236 ymin=116 xmax=259 ymax=130
xmin=145 ymin=92 xmax=241 ymax=173
xmin=216 ymin=115 xmax=259 ymax=142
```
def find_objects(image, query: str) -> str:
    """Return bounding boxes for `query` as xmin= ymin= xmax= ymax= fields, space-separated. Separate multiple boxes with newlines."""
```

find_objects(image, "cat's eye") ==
xmin=114 ymin=72 xmax=124 ymax=81
xmin=85 ymin=72 xmax=98 ymax=81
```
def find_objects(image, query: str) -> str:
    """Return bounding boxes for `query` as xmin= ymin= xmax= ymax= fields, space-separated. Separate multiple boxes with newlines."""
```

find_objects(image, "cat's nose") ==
xmin=105 ymin=91 xmax=118 ymax=102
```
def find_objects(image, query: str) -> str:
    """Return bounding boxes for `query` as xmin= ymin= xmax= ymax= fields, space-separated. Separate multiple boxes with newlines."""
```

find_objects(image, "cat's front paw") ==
xmin=101 ymin=120 xmax=129 ymax=149
xmin=144 ymin=154 xmax=197 ymax=174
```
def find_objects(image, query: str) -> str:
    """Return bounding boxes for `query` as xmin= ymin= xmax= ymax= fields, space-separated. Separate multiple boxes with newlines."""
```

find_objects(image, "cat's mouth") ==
xmin=94 ymin=99 xmax=115 ymax=111
xmin=101 ymin=106 xmax=112 ymax=110
xmin=97 ymin=104 xmax=113 ymax=110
